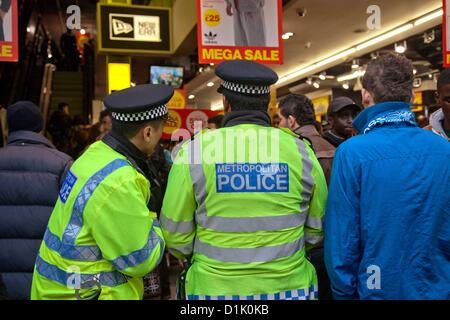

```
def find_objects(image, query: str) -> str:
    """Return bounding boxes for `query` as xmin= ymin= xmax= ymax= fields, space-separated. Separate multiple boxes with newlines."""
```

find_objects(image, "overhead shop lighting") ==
xmin=355 ymin=24 xmax=413 ymax=51
xmin=211 ymin=101 xmax=224 ymax=111
xmin=395 ymin=40 xmax=408 ymax=54
xmin=277 ymin=8 xmax=443 ymax=87
xmin=414 ymin=9 xmax=443 ymax=26
xmin=351 ymin=59 xmax=360 ymax=70
xmin=337 ymin=70 xmax=366 ymax=82
xmin=313 ymin=81 xmax=320 ymax=89
xmin=282 ymin=32 xmax=295 ymax=40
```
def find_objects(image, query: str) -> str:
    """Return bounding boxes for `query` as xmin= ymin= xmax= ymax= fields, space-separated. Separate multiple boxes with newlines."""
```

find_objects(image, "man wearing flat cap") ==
xmin=161 ymin=60 xmax=328 ymax=300
xmin=32 ymin=85 xmax=173 ymax=300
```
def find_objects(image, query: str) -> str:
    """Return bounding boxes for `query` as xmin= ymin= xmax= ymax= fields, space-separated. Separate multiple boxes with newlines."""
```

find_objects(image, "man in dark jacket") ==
xmin=278 ymin=94 xmax=335 ymax=301
xmin=279 ymin=94 xmax=335 ymax=184
xmin=0 ymin=101 xmax=72 ymax=300
xmin=323 ymin=97 xmax=362 ymax=148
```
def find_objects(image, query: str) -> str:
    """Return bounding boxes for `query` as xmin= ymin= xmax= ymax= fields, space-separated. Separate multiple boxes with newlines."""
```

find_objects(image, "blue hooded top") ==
xmin=324 ymin=102 xmax=450 ymax=300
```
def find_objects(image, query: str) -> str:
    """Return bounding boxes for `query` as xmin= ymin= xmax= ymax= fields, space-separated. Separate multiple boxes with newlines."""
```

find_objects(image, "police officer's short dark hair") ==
xmin=437 ymin=68 xmax=450 ymax=92
xmin=362 ymin=53 xmax=414 ymax=103
xmin=112 ymin=117 xmax=166 ymax=139
xmin=223 ymin=91 xmax=270 ymax=113
xmin=279 ymin=94 xmax=316 ymax=126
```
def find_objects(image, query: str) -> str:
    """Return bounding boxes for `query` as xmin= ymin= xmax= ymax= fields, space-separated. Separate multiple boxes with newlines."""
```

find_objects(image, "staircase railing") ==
xmin=40 ymin=63 xmax=57 ymax=130
xmin=8 ymin=14 xmax=53 ymax=105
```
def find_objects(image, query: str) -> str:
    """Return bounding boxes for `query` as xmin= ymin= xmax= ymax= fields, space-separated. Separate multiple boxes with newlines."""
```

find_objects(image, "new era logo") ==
xmin=112 ymin=18 xmax=133 ymax=35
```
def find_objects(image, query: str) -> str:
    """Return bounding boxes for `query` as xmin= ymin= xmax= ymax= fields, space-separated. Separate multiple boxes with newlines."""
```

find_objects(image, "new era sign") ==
xmin=109 ymin=14 xmax=162 ymax=42
xmin=98 ymin=3 xmax=171 ymax=54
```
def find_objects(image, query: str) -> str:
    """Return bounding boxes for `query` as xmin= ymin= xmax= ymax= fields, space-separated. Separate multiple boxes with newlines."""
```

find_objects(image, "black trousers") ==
xmin=309 ymin=247 xmax=333 ymax=300
xmin=0 ymin=275 xmax=7 ymax=300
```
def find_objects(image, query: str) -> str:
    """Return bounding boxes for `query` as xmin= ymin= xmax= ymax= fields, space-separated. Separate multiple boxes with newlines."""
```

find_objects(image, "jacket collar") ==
xmin=353 ymin=102 xmax=417 ymax=135
xmin=223 ymin=110 xmax=272 ymax=128
xmin=7 ymin=131 xmax=55 ymax=149
xmin=323 ymin=131 xmax=346 ymax=146
xmin=295 ymin=125 xmax=321 ymax=138
xmin=103 ymin=130 xmax=150 ymax=179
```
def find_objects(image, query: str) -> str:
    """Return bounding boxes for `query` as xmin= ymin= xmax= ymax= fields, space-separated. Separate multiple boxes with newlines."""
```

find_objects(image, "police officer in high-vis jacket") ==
xmin=31 ymin=85 xmax=173 ymax=300
xmin=161 ymin=60 xmax=328 ymax=300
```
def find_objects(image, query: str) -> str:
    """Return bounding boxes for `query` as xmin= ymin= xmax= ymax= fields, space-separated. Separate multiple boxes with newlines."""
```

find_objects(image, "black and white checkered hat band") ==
xmin=112 ymin=104 xmax=168 ymax=122
xmin=221 ymin=81 xmax=271 ymax=95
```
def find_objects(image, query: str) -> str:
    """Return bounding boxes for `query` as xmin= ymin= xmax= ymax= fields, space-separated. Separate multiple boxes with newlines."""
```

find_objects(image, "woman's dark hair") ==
xmin=279 ymin=94 xmax=316 ymax=126
xmin=362 ymin=53 xmax=414 ymax=103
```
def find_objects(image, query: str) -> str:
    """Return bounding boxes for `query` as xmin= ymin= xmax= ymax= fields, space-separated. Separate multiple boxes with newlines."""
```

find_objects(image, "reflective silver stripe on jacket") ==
xmin=169 ymin=243 xmax=194 ymax=256
xmin=196 ymin=213 xmax=307 ymax=233
xmin=305 ymin=233 xmax=323 ymax=245
xmin=35 ymin=254 xmax=129 ymax=288
xmin=160 ymin=214 xmax=195 ymax=234
xmin=194 ymin=237 xmax=305 ymax=263
xmin=305 ymin=216 xmax=323 ymax=230
xmin=295 ymin=138 xmax=315 ymax=212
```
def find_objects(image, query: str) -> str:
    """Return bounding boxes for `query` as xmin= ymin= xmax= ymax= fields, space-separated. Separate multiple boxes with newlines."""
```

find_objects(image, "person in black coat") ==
xmin=0 ymin=101 xmax=72 ymax=300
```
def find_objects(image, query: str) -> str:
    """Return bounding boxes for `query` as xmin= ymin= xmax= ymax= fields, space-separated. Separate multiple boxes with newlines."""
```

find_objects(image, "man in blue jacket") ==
xmin=324 ymin=53 xmax=450 ymax=300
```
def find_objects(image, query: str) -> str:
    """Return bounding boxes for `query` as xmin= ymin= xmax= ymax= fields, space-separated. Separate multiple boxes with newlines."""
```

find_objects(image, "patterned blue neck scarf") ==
xmin=353 ymin=102 xmax=418 ymax=135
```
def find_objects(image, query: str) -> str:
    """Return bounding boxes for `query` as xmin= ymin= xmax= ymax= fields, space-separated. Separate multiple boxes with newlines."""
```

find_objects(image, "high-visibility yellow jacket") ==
xmin=161 ymin=124 xmax=328 ymax=300
xmin=31 ymin=141 xmax=165 ymax=300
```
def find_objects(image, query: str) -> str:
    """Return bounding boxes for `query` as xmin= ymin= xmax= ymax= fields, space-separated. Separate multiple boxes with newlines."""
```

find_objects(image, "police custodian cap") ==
xmin=216 ymin=60 xmax=278 ymax=96
xmin=104 ymin=84 xmax=174 ymax=123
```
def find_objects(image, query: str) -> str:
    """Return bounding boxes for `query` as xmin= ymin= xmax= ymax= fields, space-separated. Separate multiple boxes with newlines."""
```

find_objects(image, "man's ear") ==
xmin=328 ymin=116 xmax=334 ymax=128
xmin=288 ymin=115 xmax=297 ymax=129
xmin=435 ymin=91 xmax=440 ymax=104
xmin=142 ymin=125 xmax=152 ymax=143
xmin=361 ymin=89 xmax=373 ymax=108
xmin=223 ymin=96 xmax=231 ymax=114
